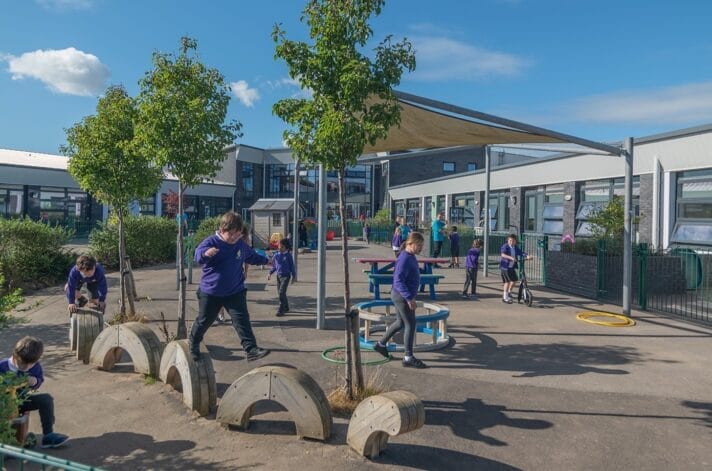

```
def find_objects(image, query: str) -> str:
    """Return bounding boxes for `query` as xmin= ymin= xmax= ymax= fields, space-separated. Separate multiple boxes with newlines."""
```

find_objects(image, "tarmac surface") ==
xmin=2 ymin=239 xmax=712 ymax=470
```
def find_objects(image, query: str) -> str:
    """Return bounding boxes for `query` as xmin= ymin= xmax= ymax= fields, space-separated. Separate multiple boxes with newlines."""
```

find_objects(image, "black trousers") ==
xmin=19 ymin=393 xmax=54 ymax=435
xmin=463 ymin=267 xmax=478 ymax=295
xmin=276 ymin=275 xmax=291 ymax=313
xmin=380 ymin=291 xmax=416 ymax=357
xmin=433 ymin=240 xmax=443 ymax=258
xmin=66 ymin=281 xmax=101 ymax=300
xmin=190 ymin=289 xmax=258 ymax=353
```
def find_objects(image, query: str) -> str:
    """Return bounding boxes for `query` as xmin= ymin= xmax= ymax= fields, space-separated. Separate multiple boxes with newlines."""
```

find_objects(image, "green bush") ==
xmin=89 ymin=215 xmax=177 ymax=269
xmin=0 ymin=218 xmax=76 ymax=290
xmin=193 ymin=216 xmax=221 ymax=246
xmin=1 ymin=371 xmax=26 ymax=446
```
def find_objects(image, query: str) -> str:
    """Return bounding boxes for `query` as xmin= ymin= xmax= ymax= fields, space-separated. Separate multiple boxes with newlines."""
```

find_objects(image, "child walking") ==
xmin=65 ymin=254 xmax=107 ymax=314
xmin=373 ymin=232 xmax=428 ymax=369
xmin=500 ymin=234 xmax=532 ymax=304
xmin=363 ymin=223 xmax=371 ymax=245
xmin=267 ymin=238 xmax=296 ymax=317
xmin=190 ymin=211 xmax=271 ymax=362
xmin=448 ymin=226 xmax=460 ymax=268
xmin=391 ymin=225 xmax=403 ymax=256
xmin=0 ymin=336 xmax=69 ymax=448
xmin=462 ymin=239 xmax=481 ymax=299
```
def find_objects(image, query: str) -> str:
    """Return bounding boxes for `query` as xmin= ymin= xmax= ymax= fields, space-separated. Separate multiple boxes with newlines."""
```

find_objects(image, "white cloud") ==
xmin=230 ymin=80 xmax=260 ymax=107
xmin=567 ymin=82 xmax=712 ymax=125
xmin=264 ymin=76 xmax=313 ymax=99
xmin=5 ymin=47 xmax=109 ymax=96
xmin=36 ymin=0 xmax=93 ymax=10
xmin=409 ymin=35 xmax=529 ymax=81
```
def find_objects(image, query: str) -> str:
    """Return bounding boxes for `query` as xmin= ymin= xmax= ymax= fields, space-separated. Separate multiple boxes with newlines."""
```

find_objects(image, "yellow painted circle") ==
xmin=576 ymin=311 xmax=636 ymax=327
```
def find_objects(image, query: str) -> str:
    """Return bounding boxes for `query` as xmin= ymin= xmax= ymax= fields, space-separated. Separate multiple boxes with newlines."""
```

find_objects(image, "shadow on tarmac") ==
xmin=432 ymin=329 xmax=641 ymax=377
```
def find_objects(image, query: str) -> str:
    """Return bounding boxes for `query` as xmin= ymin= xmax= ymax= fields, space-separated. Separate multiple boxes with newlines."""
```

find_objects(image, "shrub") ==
xmin=193 ymin=216 xmax=221 ymax=246
xmin=0 ymin=218 xmax=76 ymax=290
xmin=89 ymin=215 xmax=177 ymax=269
xmin=0 ymin=272 xmax=24 ymax=330
xmin=0 ymin=371 xmax=26 ymax=446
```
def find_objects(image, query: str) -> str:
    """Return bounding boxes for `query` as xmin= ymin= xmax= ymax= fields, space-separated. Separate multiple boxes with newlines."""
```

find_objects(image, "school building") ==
xmin=386 ymin=123 xmax=712 ymax=250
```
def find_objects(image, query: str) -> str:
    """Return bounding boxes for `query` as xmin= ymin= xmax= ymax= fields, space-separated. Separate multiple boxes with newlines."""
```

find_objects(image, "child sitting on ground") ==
xmin=0 ymin=336 xmax=69 ymax=448
xmin=462 ymin=239 xmax=481 ymax=299
xmin=267 ymin=238 xmax=297 ymax=317
xmin=65 ymin=254 xmax=107 ymax=314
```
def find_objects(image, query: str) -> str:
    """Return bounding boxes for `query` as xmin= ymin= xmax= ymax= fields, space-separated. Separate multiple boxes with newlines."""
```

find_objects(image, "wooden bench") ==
xmin=366 ymin=273 xmax=445 ymax=300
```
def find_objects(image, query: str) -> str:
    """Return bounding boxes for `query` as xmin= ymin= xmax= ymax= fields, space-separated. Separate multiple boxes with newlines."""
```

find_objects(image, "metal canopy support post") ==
xmin=316 ymin=164 xmax=327 ymax=329
xmin=293 ymin=159 xmax=300 ymax=276
xmin=483 ymin=146 xmax=491 ymax=278
xmin=622 ymin=138 xmax=634 ymax=316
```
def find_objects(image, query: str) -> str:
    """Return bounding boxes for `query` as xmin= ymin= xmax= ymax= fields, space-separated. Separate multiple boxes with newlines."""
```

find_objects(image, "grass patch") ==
xmin=327 ymin=367 xmax=387 ymax=417
xmin=144 ymin=374 xmax=157 ymax=385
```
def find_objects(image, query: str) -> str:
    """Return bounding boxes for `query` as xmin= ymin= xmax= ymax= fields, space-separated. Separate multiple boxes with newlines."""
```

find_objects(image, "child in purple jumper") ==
xmin=391 ymin=226 xmax=403 ymax=256
xmin=461 ymin=239 xmax=481 ymax=299
xmin=267 ymin=238 xmax=297 ymax=317
xmin=1 ymin=336 xmax=69 ymax=448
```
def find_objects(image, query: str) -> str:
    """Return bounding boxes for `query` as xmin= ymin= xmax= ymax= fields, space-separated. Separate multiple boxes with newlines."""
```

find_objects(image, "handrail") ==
xmin=0 ymin=443 xmax=106 ymax=470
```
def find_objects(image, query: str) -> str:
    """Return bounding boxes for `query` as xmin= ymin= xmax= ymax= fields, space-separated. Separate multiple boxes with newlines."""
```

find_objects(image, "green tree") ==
xmin=588 ymin=195 xmax=625 ymax=240
xmin=135 ymin=37 xmax=241 ymax=339
xmin=62 ymin=85 xmax=164 ymax=318
xmin=273 ymin=0 xmax=415 ymax=398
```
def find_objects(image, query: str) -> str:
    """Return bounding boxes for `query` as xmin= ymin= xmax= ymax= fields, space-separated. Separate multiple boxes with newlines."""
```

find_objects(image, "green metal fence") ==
xmin=0 ymin=443 xmax=105 ymax=470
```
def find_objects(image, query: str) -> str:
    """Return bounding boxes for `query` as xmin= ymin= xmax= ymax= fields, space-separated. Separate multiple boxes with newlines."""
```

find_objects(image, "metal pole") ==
xmin=483 ymin=146 xmax=491 ymax=278
xmin=316 ymin=164 xmax=327 ymax=329
xmin=293 ymin=159 xmax=300 ymax=277
xmin=622 ymin=137 xmax=634 ymax=316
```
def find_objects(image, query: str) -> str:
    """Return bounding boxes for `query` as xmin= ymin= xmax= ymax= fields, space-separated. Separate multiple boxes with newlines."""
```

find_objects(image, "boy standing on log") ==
xmin=190 ymin=212 xmax=270 ymax=362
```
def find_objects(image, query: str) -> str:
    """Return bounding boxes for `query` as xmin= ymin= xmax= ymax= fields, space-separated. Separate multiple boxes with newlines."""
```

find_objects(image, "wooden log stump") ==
xmin=216 ymin=365 xmax=332 ymax=440
xmin=347 ymin=390 xmax=425 ymax=458
xmin=158 ymin=340 xmax=216 ymax=416
xmin=89 ymin=322 xmax=163 ymax=377
xmin=69 ymin=308 xmax=104 ymax=364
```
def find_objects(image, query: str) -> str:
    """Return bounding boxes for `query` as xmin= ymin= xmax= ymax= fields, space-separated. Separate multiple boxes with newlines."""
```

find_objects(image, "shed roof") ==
xmin=249 ymin=199 xmax=294 ymax=211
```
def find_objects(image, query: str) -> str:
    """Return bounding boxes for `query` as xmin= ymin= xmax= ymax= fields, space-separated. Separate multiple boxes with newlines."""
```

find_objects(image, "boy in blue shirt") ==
xmin=190 ymin=212 xmax=270 ymax=362
xmin=500 ymin=234 xmax=532 ymax=303
xmin=65 ymin=254 xmax=107 ymax=314
xmin=267 ymin=239 xmax=297 ymax=317
xmin=431 ymin=213 xmax=447 ymax=266
xmin=1 ymin=336 xmax=69 ymax=448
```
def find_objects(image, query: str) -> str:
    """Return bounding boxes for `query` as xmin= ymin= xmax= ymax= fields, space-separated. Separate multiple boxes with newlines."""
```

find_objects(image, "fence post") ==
xmin=637 ymin=243 xmax=648 ymax=310
xmin=596 ymin=239 xmax=607 ymax=298
xmin=539 ymin=235 xmax=548 ymax=286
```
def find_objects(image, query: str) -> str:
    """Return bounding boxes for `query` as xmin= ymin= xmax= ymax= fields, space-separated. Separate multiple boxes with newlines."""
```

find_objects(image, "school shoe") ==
xmin=276 ymin=311 xmax=285 ymax=317
xmin=460 ymin=293 xmax=470 ymax=299
xmin=246 ymin=347 xmax=270 ymax=361
xmin=41 ymin=432 xmax=69 ymax=449
xmin=373 ymin=343 xmax=389 ymax=358
xmin=402 ymin=357 xmax=427 ymax=369
xmin=502 ymin=297 xmax=513 ymax=304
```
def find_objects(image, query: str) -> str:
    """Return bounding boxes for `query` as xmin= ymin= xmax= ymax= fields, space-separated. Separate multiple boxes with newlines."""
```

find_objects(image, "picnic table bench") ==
xmin=367 ymin=273 xmax=445 ymax=300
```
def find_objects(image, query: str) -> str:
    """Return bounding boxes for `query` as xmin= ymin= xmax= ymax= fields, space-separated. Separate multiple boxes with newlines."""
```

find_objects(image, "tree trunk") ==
xmin=338 ymin=169 xmax=364 ymax=399
xmin=117 ymin=209 xmax=127 ymax=319
xmin=292 ymin=159 xmax=300 ymax=279
xmin=176 ymin=184 xmax=188 ymax=339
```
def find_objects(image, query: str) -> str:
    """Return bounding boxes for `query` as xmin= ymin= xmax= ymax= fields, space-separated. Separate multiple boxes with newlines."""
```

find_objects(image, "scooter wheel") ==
xmin=525 ymin=289 xmax=533 ymax=307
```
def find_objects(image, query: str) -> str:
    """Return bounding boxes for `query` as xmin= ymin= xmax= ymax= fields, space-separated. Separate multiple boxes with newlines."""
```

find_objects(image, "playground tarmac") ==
xmin=2 ymin=239 xmax=712 ymax=470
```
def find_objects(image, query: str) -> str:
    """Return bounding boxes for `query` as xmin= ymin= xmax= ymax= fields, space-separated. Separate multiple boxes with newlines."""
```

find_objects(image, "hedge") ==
xmin=89 ymin=215 xmax=177 ymax=269
xmin=0 ymin=217 xmax=76 ymax=290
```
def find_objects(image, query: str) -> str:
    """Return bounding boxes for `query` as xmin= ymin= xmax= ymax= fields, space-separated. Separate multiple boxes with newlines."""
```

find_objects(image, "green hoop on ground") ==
xmin=576 ymin=311 xmax=636 ymax=327
xmin=321 ymin=345 xmax=391 ymax=365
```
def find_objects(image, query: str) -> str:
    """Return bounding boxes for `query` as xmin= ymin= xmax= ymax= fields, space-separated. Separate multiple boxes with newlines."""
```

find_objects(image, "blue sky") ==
xmin=2 ymin=0 xmax=712 ymax=155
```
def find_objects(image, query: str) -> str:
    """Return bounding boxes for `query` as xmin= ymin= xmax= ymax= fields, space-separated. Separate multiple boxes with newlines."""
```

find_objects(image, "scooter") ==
xmin=517 ymin=256 xmax=533 ymax=307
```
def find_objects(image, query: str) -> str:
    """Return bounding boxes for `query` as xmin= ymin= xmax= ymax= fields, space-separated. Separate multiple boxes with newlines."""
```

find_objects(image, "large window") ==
xmin=0 ymin=185 xmax=24 ymax=218
xmin=486 ymin=191 xmax=509 ymax=231
xmin=576 ymin=177 xmax=640 ymax=237
xmin=542 ymin=185 xmax=564 ymax=235
xmin=524 ymin=188 xmax=544 ymax=232
xmin=452 ymin=193 xmax=476 ymax=227
xmin=672 ymin=169 xmax=712 ymax=245
xmin=242 ymin=163 xmax=254 ymax=195
xmin=138 ymin=195 xmax=156 ymax=216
